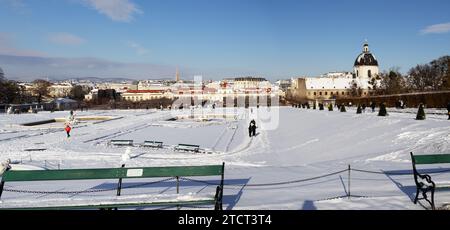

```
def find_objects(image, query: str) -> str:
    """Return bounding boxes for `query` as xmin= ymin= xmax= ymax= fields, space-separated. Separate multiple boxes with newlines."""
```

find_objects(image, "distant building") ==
xmin=0 ymin=67 xmax=4 ymax=80
xmin=233 ymin=77 xmax=272 ymax=90
xmin=97 ymin=82 xmax=137 ymax=93
xmin=289 ymin=42 xmax=380 ymax=103
xmin=121 ymin=90 xmax=173 ymax=102
xmin=52 ymin=98 xmax=79 ymax=111
xmin=49 ymin=83 xmax=73 ymax=98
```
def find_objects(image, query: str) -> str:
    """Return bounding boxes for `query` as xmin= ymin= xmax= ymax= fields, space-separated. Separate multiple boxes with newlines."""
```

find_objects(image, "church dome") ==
xmin=354 ymin=43 xmax=378 ymax=66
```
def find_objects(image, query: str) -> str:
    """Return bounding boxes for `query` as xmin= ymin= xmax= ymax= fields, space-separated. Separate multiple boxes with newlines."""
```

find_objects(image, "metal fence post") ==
xmin=117 ymin=164 xmax=125 ymax=196
xmin=176 ymin=176 xmax=180 ymax=210
xmin=348 ymin=165 xmax=351 ymax=199
xmin=176 ymin=176 xmax=180 ymax=194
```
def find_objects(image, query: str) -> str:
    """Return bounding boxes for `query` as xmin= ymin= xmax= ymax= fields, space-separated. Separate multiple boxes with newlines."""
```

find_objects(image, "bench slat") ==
xmin=0 ymin=194 xmax=215 ymax=210
xmin=413 ymin=154 xmax=450 ymax=164
xmin=2 ymin=165 xmax=224 ymax=182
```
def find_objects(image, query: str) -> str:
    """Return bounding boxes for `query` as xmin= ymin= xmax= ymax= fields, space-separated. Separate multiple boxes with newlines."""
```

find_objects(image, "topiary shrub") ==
xmin=340 ymin=104 xmax=346 ymax=112
xmin=356 ymin=105 xmax=362 ymax=114
xmin=319 ymin=103 xmax=324 ymax=110
xmin=416 ymin=103 xmax=426 ymax=120
xmin=328 ymin=103 xmax=333 ymax=111
xmin=378 ymin=103 xmax=388 ymax=116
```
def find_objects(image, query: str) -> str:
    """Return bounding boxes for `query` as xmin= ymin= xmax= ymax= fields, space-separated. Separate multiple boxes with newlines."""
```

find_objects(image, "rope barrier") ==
xmin=351 ymin=168 xmax=450 ymax=175
xmin=3 ymin=177 xmax=175 ymax=195
xmin=180 ymin=169 xmax=349 ymax=187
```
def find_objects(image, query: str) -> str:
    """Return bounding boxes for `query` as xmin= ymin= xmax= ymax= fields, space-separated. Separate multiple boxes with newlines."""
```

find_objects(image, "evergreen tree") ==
xmin=313 ymin=103 xmax=316 ymax=110
xmin=378 ymin=103 xmax=388 ymax=116
xmin=356 ymin=105 xmax=362 ymax=114
xmin=340 ymin=104 xmax=346 ymax=112
xmin=416 ymin=103 xmax=426 ymax=120
xmin=319 ymin=103 xmax=324 ymax=110
xmin=306 ymin=103 xmax=310 ymax=109
xmin=328 ymin=103 xmax=333 ymax=111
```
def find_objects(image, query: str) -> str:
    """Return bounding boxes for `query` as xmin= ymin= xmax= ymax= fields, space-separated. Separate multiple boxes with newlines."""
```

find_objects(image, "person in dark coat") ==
xmin=447 ymin=102 xmax=450 ymax=120
xmin=249 ymin=119 xmax=257 ymax=137
xmin=371 ymin=102 xmax=376 ymax=112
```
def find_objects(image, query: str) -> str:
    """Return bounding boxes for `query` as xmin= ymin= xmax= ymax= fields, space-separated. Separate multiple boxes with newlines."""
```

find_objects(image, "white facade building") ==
xmin=290 ymin=42 xmax=380 ymax=102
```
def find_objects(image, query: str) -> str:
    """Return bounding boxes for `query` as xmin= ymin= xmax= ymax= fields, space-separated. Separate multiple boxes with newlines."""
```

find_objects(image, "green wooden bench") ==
xmin=109 ymin=140 xmax=134 ymax=146
xmin=142 ymin=141 xmax=163 ymax=148
xmin=0 ymin=163 xmax=225 ymax=210
xmin=175 ymin=144 xmax=200 ymax=153
xmin=410 ymin=152 xmax=450 ymax=210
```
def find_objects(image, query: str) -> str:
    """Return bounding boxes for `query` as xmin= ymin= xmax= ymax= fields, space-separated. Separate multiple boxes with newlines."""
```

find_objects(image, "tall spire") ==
xmin=363 ymin=40 xmax=369 ymax=53
xmin=176 ymin=67 xmax=180 ymax=82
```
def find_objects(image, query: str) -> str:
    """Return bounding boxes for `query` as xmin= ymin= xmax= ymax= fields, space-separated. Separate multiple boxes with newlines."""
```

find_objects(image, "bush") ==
xmin=340 ymin=104 xmax=346 ymax=112
xmin=328 ymin=103 xmax=333 ymax=111
xmin=416 ymin=103 xmax=426 ymax=120
xmin=319 ymin=103 xmax=324 ymax=110
xmin=378 ymin=103 xmax=388 ymax=116
xmin=356 ymin=105 xmax=362 ymax=114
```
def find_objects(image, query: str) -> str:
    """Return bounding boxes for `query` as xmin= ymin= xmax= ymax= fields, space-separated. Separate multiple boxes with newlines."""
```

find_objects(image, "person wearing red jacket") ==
xmin=65 ymin=125 xmax=72 ymax=138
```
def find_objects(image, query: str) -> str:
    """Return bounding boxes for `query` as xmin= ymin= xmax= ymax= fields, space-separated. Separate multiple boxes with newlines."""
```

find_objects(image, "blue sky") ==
xmin=0 ymin=0 xmax=450 ymax=81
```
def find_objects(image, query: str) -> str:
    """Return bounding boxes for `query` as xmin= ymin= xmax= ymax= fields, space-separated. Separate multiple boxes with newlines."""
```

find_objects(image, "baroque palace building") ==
xmin=289 ymin=42 xmax=380 ymax=104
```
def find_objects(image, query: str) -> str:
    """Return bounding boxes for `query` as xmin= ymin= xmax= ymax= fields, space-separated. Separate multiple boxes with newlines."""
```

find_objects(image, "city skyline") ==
xmin=1 ymin=0 xmax=450 ymax=81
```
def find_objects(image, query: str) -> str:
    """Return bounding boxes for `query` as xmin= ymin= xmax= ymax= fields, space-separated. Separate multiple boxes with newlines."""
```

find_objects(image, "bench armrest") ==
xmin=416 ymin=173 xmax=436 ymax=188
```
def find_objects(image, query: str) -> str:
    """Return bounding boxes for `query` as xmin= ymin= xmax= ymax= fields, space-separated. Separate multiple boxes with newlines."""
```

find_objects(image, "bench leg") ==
xmin=414 ymin=187 xmax=419 ymax=204
xmin=214 ymin=186 xmax=223 ymax=210
xmin=0 ymin=181 xmax=5 ymax=199
xmin=431 ymin=189 xmax=435 ymax=210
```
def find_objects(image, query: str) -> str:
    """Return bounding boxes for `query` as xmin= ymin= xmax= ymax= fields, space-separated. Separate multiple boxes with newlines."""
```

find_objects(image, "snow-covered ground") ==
xmin=0 ymin=107 xmax=449 ymax=210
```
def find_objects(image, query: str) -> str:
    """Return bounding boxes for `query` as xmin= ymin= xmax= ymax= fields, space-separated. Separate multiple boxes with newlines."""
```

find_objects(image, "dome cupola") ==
xmin=354 ymin=42 xmax=378 ymax=66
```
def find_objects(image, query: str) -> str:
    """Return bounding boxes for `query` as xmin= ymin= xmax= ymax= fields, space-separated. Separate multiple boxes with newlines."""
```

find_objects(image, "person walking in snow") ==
xmin=0 ymin=159 xmax=12 ymax=175
xmin=371 ymin=102 xmax=376 ymax=113
xmin=248 ymin=119 xmax=257 ymax=137
xmin=65 ymin=124 xmax=72 ymax=138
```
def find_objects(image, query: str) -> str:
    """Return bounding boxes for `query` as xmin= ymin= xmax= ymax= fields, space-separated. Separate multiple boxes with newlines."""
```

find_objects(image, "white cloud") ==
xmin=0 ymin=33 xmax=46 ymax=56
xmin=1 ymin=0 xmax=29 ymax=14
xmin=421 ymin=22 xmax=450 ymax=34
xmin=81 ymin=0 xmax=141 ymax=22
xmin=48 ymin=33 xmax=86 ymax=45
xmin=126 ymin=41 xmax=149 ymax=56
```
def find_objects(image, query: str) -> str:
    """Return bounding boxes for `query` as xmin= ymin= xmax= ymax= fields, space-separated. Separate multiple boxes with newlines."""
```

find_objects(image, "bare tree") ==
xmin=379 ymin=67 xmax=406 ymax=95
xmin=32 ymin=79 xmax=51 ymax=103
xmin=407 ymin=56 xmax=450 ymax=91
xmin=407 ymin=64 xmax=439 ymax=91
xmin=0 ymin=80 xmax=21 ymax=104
xmin=430 ymin=56 xmax=450 ymax=89
xmin=349 ymin=81 xmax=363 ymax=97
xmin=70 ymin=85 xmax=89 ymax=101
